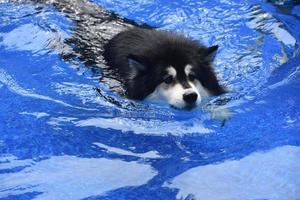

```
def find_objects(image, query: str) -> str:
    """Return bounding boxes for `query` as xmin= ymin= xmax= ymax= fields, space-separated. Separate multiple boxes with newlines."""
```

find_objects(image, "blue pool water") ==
xmin=0 ymin=0 xmax=300 ymax=199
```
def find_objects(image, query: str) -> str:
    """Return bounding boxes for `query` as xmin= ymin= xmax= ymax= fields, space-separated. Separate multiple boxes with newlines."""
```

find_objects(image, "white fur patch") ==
xmin=147 ymin=81 xmax=209 ymax=109
xmin=185 ymin=64 xmax=210 ymax=97
xmin=146 ymin=64 xmax=210 ymax=109
xmin=146 ymin=83 xmax=187 ymax=108
xmin=194 ymin=80 xmax=210 ymax=97
xmin=166 ymin=66 xmax=176 ymax=77
xmin=185 ymin=64 xmax=193 ymax=76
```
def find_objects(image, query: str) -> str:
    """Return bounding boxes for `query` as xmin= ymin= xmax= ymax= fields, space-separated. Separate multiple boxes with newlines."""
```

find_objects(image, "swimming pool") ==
xmin=0 ymin=0 xmax=299 ymax=199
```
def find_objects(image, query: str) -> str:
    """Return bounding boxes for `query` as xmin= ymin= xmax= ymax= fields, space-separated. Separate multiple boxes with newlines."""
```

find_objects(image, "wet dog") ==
xmin=104 ymin=28 xmax=226 ymax=109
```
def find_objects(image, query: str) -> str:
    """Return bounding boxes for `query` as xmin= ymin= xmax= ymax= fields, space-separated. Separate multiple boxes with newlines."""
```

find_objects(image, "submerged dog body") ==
xmin=104 ymin=28 xmax=226 ymax=109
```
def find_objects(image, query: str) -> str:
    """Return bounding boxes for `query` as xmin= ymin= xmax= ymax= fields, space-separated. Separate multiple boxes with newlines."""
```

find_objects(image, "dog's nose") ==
xmin=183 ymin=92 xmax=198 ymax=104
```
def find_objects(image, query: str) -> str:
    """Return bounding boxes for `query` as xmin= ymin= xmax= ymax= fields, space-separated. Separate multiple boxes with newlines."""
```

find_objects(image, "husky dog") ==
xmin=104 ymin=28 xmax=226 ymax=109
xmin=20 ymin=0 xmax=226 ymax=109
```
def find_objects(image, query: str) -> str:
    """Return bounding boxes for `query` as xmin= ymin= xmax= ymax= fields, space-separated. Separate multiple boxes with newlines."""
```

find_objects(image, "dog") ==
xmin=21 ymin=0 xmax=226 ymax=110
xmin=104 ymin=28 xmax=226 ymax=109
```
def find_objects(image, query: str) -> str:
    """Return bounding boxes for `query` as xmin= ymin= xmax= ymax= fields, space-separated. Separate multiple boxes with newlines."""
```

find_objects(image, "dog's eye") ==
xmin=189 ymin=74 xmax=196 ymax=81
xmin=164 ymin=76 xmax=174 ymax=84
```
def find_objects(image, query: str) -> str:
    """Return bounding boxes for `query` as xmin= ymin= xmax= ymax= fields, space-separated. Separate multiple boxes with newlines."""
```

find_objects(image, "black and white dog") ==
xmin=23 ymin=0 xmax=226 ymax=110
xmin=104 ymin=28 xmax=226 ymax=109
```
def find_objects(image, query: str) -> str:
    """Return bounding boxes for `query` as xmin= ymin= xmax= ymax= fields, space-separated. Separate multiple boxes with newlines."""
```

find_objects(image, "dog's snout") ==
xmin=183 ymin=92 xmax=198 ymax=104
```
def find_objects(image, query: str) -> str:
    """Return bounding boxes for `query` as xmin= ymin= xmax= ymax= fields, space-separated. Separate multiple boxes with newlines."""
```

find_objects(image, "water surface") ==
xmin=0 ymin=0 xmax=300 ymax=199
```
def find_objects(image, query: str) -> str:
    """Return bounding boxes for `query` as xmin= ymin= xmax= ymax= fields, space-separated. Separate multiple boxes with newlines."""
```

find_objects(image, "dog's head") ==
xmin=125 ymin=44 xmax=226 ymax=110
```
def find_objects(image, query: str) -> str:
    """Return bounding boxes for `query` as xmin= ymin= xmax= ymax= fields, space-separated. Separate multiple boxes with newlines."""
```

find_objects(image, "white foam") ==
xmin=94 ymin=142 xmax=162 ymax=159
xmin=75 ymin=117 xmax=213 ymax=136
xmin=19 ymin=111 xmax=50 ymax=119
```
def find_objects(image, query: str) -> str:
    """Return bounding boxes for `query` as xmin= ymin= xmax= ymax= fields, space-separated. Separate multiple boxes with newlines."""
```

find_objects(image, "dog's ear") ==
xmin=127 ymin=55 xmax=147 ymax=79
xmin=127 ymin=55 xmax=147 ymax=72
xmin=199 ymin=45 xmax=219 ymax=62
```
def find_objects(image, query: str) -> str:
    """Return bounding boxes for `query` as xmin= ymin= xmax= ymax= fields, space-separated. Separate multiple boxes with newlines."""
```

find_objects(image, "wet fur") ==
xmin=104 ymin=28 xmax=226 ymax=100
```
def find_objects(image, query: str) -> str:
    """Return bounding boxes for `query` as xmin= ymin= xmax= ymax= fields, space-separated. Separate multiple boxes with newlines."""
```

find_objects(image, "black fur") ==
xmin=104 ymin=27 xmax=226 ymax=99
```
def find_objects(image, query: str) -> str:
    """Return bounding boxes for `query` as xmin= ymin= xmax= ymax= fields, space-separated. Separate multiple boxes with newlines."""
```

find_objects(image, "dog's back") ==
xmin=18 ymin=0 xmax=148 ymax=66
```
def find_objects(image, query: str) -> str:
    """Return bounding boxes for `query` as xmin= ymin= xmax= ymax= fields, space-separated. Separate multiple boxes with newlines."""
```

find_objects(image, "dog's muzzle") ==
xmin=183 ymin=92 xmax=198 ymax=106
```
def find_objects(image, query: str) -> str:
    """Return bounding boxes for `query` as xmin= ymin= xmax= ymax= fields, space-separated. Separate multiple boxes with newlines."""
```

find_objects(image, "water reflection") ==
xmin=0 ymin=155 xmax=157 ymax=199
xmin=165 ymin=145 xmax=300 ymax=200
xmin=0 ymin=68 xmax=96 ymax=111
xmin=247 ymin=5 xmax=296 ymax=47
